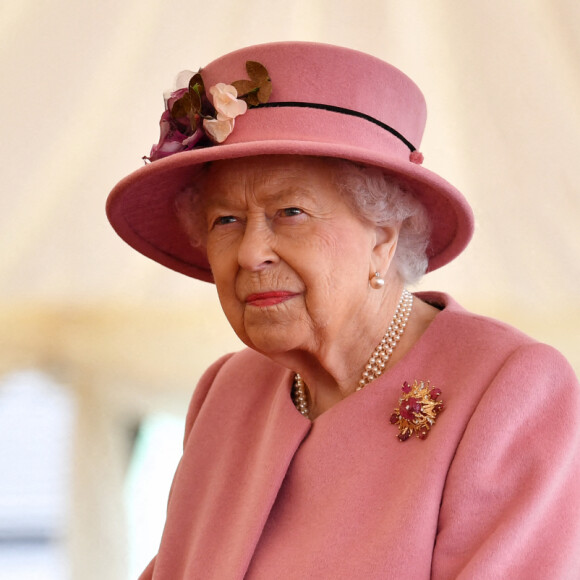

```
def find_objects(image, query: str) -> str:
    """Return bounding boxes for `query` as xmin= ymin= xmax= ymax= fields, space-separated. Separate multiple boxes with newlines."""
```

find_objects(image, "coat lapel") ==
xmin=156 ymin=351 xmax=310 ymax=579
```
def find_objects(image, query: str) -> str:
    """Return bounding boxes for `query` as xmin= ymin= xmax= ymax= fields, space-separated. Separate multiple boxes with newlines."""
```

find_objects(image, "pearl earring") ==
xmin=370 ymin=272 xmax=385 ymax=289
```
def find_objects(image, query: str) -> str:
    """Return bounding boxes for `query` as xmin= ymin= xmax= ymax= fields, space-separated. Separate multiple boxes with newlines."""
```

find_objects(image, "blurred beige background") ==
xmin=0 ymin=1 xmax=578 ymax=578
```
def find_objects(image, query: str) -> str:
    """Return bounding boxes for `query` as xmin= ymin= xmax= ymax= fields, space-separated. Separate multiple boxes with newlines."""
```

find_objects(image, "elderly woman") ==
xmin=107 ymin=42 xmax=580 ymax=579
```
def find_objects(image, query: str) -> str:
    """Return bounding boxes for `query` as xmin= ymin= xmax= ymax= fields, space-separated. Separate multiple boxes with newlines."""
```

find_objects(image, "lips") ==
xmin=245 ymin=291 xmax=298 ymax=307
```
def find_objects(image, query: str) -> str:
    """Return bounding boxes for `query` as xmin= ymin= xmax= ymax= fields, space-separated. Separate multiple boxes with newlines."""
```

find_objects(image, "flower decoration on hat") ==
xmin=390 ymin=380 xmax=445 ymax=441
xmin=230 ymin=60 xmax=273 ymax=106
xmin=145 ymin=61 xmax=272 ymax=162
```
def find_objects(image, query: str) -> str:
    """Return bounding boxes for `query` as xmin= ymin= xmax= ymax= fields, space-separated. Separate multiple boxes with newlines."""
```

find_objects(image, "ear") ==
xmin=369 ymin=223 xmax=401 ymax=278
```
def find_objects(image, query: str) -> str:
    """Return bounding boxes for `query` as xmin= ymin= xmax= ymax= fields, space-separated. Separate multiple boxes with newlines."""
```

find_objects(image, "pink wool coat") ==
xmin=140 ymin=293 xmax=580 ymax=579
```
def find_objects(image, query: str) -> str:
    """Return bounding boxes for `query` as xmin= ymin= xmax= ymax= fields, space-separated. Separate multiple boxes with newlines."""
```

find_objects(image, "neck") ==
xmin=292 ymin=285 xmax=419 ymax=418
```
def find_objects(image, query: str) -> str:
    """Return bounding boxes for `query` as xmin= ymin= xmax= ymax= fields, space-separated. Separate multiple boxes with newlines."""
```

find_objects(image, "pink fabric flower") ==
xmin=181 ymin=127 xmax=205 ymax=148
xmin=147 ymin=75 xmax=197 ymax=161
xmin=209 ymin=83 xmax=248 ymax=119
xmin=145 ymin=63 xmax=270 ymax=159
xmin=164 ymin=87 xmax=188 ymax=112
xmin=203 ymin=117 xmax=236 ymax=144
xmin=202 ymin=83 xmax=248 ymax=143
xmin=162 ymin=70 xmax=195 ymax=106
xmin=148 ymin=110 xmax=190 ymax=161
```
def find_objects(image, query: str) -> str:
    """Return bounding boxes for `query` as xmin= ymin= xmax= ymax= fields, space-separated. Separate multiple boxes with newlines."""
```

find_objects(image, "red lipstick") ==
xmin=245 ymin=291 xmax=297 ymax=307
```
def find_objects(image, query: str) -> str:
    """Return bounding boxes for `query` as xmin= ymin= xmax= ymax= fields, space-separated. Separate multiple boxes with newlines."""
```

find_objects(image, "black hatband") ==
xmin=254 ymin=101 xmax=417 ymax=152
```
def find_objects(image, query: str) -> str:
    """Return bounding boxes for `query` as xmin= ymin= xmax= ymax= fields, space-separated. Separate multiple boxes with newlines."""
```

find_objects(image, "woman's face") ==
xmin=202 ymin=156 xmax=391 ymax=358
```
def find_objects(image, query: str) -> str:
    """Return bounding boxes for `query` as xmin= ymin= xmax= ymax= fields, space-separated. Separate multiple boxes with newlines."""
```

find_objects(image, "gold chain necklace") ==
xmin=291 ymin=289 xmax=414 ymax=417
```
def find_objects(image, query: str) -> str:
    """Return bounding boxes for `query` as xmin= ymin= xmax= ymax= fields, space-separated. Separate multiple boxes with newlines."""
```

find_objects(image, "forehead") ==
xmin=201 ymin=155 xmax=338 ymax=204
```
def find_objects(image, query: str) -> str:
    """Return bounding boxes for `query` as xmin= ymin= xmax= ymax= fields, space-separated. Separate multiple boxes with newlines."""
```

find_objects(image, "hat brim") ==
xmin=107 ymin=139 xmax=474 ymax=283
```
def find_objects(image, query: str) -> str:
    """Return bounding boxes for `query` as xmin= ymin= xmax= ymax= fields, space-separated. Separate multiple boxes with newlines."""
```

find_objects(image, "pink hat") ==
xmin=107 ymin=41 xmax=474 ymax=282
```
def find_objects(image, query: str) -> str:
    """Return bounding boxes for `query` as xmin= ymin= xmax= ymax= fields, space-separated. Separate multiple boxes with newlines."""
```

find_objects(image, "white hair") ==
xmin=327 ymin=159 xmax=430 ymax=284
xmin=175 ymin=157 xmax=431 ymax=284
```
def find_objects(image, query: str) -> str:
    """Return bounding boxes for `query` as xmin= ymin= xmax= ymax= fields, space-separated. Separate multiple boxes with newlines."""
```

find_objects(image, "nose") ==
xmin=237 ymin=219 xmax=279 ymax=271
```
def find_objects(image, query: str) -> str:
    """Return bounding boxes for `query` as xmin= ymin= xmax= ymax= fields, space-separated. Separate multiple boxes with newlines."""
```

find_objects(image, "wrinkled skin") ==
xmin=199 ymin=155 xmax=433 ymax=417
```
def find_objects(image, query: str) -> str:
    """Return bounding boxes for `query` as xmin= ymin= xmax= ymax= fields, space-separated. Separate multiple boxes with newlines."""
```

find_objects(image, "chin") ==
xmin=238 ymin=310 xmax=305 ymax=355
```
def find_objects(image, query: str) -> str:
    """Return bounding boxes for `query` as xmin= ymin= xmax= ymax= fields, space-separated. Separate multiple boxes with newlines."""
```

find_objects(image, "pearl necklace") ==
xmin=291 ymin=289 xmax=414 ymax=417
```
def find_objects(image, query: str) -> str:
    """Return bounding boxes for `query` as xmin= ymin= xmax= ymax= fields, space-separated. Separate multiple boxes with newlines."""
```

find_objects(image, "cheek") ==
xmin=316 ymin=227 xmax=373 ymax=278
xmin=214 ymin=280 xmax=250 ymax=345
xmin=207 ymin=234 xmax=239 ymax=284
xmin=207 ymin=243 xmax=243 ymax=317
xmin=295 ymin=229 xmax=372 ymax=308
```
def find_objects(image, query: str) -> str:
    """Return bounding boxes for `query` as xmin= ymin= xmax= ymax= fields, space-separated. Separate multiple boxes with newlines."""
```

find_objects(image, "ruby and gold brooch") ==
xmin=390 ymin=380 xmax=445 ymax=441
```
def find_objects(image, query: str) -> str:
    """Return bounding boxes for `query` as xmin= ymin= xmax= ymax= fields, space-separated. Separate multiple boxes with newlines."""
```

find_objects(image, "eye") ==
xmin=279 ymin=207 xmax=303 ymax=218
xmin=212 ymin=215 xmax=238 ymax=227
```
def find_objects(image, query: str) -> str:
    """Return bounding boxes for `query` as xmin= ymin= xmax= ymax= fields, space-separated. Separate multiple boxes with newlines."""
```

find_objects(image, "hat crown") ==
xmin=202 ymin=42 xmax=427 ymax=155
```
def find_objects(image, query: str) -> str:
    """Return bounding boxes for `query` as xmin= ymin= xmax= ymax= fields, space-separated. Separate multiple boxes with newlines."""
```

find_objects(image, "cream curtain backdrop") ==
xmin=1 ymin=1 xmax=579 ymax=578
